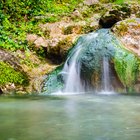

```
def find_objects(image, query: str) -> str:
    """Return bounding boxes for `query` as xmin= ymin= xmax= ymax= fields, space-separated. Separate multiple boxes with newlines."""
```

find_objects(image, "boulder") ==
xmin=112 ymin=18 xmax=140 ymax=56
xmin=0 ymin=48 xmax=22 ymax=71
xmin=46 ymin=35 xmax=78 ymax=64
xmin=112 ymin=18 xmax=140 ymax=92
xmin=99 ymin=4 xmax=131 ymax=28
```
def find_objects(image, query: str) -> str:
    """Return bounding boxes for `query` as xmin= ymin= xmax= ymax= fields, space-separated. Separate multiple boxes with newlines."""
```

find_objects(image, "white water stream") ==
xmin=51 ymin=31 xmax=115 ymax=95
xmin=63 ymin=48 xmax=83 ymax=92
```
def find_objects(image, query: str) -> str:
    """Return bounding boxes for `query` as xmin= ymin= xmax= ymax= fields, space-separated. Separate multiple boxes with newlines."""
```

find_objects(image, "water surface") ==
xmin=0 ymin=94 xmax=140 ymax=140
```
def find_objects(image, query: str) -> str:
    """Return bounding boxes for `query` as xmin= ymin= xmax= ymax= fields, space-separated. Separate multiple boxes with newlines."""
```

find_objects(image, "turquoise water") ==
xmin=0 ymin=94 xmax=140 ymax=140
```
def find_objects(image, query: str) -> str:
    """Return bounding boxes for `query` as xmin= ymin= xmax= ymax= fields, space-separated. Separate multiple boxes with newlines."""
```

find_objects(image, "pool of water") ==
xmin=0 ymin=94 xmax=140 ymax=140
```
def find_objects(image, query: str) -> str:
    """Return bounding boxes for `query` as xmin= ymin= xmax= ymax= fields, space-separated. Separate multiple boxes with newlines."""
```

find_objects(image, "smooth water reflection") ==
xmin=0 ymin=94 xmax=140 ymax=140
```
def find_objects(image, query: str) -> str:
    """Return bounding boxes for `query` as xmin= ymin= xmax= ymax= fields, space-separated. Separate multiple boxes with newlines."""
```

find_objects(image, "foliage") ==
xmin=1 ymin=0 xmax=82 ymax=21
xmin=114 ymin=0 xmax=125 ymax=4
xmin=0 ymin=0 xmax=82 ymax=52
xmin=0 ymin=61 xmax=28 ymax=86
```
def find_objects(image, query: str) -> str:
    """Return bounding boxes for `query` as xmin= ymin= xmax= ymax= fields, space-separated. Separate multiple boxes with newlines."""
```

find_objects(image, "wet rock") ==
xmin=99 ymin=4 xmax=131 ymax=28
xmin=112 ymin=18 xmax=140 ymax=92
xmin=134 ymin=84 xmax=140 ymax=93
xmin=1 ymin=83 xmax=16 ymax=94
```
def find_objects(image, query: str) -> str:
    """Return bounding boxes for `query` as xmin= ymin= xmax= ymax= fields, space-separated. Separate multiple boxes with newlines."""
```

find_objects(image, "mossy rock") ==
xmin=114 ymin=45 xmax=139 ymax=91
xmin=0 ymin=61 xmax=29 ymax=86
xmin=99 ymin=4 xmax=131 ymax=28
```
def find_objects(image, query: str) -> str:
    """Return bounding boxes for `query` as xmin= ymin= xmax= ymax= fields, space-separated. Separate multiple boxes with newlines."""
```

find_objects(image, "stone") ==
xmin=1 ymin=83 xmax=16 ymax=94
xmin=99 ymin=4 xmax=131 ymax=28
xmin=46 ymin=35 xmax=78 ymax=63
xmin=112 ymin=18 xmax=140 ymax=92
xmin=71 ymin=9 xmax=83 ymax=20
xmin=84 ymin=0 xmax=99 ymax=5
xmin=0 ymin=48 xmax=22 ymax=71
xmin=34 ymin=37 xmax=48 ymax=48
xmin=112 ymin=18 xmax=140 ymax=56
xmin=26 ymin=34 xmax=38 ymax=43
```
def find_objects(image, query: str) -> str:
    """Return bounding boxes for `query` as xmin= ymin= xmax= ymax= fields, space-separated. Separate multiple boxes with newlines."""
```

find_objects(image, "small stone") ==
xmin=26 ymin=34 xmax=38 ymax=43
xmin=34 ymin=37 xmax=48 ymax=48
xmin=84 ymin=0 xmax=99 ymax=6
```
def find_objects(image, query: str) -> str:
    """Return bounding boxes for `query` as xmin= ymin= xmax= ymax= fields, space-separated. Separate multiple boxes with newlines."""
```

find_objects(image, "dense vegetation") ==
xmin=0 ymin=0 xmax=82 ymax=51
xmin=0 ymin=0 xmax=139 ymax=52
xmin=1 ymin=0 xmax=140 ymax=94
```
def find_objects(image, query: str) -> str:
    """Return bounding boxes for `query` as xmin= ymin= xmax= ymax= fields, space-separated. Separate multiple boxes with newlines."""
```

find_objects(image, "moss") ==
xmin=114 ymin=45 xmax=139 ymax=90
xmin=63 ymin=25 xmax=75 ymax=35
xmin=0 ymin=61 xmax=28 ymax=86
xmin=81 ymin=24 xmax=96 ymax=34
xmin=113 ymin=19 xmax=137 ymax=36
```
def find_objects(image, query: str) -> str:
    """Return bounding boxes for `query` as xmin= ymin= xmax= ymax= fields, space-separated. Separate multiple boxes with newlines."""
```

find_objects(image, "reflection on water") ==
xmin=0 ymin=94 xmax=140 ymax=140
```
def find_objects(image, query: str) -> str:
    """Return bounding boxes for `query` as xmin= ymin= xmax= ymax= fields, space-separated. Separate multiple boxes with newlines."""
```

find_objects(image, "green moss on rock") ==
xmin=114 ymin=45 xmax=139 ymax=90
xmin=0 ymin=61 xmax=28 ymax=86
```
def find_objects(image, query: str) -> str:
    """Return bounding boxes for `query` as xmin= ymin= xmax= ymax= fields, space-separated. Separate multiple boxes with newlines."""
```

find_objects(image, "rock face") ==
xmin=112 ymin=18 xmax=140 ymax=92
xmin=0 ymin=48 xmax=22 ymax=71
xmin=112 ymin=18 xmax=140 ymax=56
xmin=99 ymin=4 xmax=131 ymax=28
xmin=0 ymin=49 xmax=28 ymax=94
xmin=0 ymin=48 xmax=55 ymax=94
xmin=26 ymin=20 xmax=99 ymax=64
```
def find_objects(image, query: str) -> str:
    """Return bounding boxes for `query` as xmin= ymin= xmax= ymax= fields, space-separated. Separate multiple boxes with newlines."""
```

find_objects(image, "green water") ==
xmin=0 ymin=94 xmax=140 ymax=140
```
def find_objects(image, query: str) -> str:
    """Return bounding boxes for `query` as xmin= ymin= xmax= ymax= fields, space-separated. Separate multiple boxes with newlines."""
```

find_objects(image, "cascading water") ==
xmin=102 ymin=57 xmax=110 ymax=91
xmin=61 ymin=33 xmax=99 ymax=93
xmin=62 ymin=48 xmax=83 ymax=92
xmin=100 ymin=56 xmax=115 ymax=94
xmin=43 ymin=29 xmax=134 ymax=94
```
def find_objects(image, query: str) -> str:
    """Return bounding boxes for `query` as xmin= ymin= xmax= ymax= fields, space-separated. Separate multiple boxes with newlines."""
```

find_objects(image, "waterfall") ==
xmin=102 ymin=57 xmax=110 ymax=91
xmin=62 ymin=48 xmax=83 ymax=93
xmin=100 ymin=56 xmax=115 ymax=95
xmin=61 ymin=32 xmax=98 ymax=93
xmin=43 ymin=29 xmax=120 ymax=94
